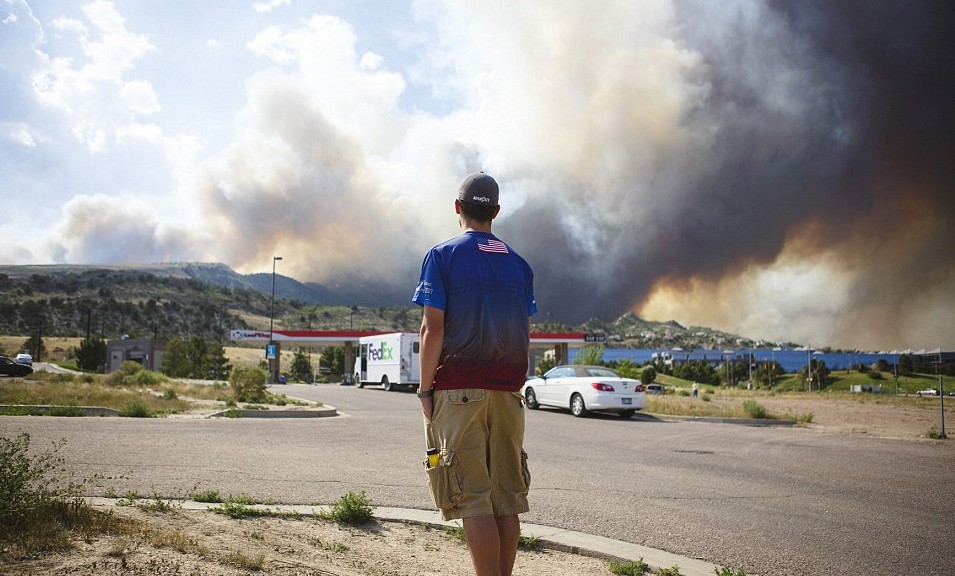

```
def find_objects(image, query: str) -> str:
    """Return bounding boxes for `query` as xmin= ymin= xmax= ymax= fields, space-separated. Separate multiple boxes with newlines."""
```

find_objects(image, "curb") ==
xmin=205 ymin=404 xmax=338 ymax=418
xmin=86 ymin=498 xmax=721 ymax=576
xmin=647 ymin=412 xmax=796 ymax=427
xmin=0 ymin=403 xmax=337 ymax=419
xmin=0 ymin=404 xmax=119 ymax=417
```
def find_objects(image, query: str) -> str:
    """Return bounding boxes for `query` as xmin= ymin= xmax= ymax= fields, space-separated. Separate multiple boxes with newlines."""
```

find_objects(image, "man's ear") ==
xmin=491 ymin=205 xmax=501 ymax=219
xmin=454 ymin=199 xmax=462 ymax=214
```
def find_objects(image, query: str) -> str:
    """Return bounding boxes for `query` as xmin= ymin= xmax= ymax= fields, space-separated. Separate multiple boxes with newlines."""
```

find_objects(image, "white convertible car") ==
xmin=521 ymin=365 xmax=646 ymax=419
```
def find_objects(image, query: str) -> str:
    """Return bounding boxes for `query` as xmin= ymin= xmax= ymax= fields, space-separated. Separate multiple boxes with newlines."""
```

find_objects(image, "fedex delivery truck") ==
xmin=354 ymin=332 xmax=420 ymax=391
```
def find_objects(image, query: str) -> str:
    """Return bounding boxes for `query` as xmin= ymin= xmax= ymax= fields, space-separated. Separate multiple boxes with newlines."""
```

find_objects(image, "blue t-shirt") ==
xmin=412 ymin=231 xmax=537 ymax=391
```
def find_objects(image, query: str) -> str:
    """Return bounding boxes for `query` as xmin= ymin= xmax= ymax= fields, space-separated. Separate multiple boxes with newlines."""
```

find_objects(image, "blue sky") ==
xmin=2 ymin=0 xmax=953 ymax=351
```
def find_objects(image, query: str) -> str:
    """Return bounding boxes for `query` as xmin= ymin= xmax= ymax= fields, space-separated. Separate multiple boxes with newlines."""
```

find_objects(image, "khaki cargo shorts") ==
xmin=422 ymin=388 xmax=531 ymax=521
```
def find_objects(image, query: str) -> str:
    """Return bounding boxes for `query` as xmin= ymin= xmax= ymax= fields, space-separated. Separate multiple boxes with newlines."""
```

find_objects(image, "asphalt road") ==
xmin=3 ymin=383 xmax=953 ymax=576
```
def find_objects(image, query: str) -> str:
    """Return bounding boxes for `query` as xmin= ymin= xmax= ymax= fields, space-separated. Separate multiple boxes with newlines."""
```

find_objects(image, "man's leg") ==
xmin=495 ymin=514 xmax=521 ymax=575
xmin=462 ymin=514 xmax=520 ymax=576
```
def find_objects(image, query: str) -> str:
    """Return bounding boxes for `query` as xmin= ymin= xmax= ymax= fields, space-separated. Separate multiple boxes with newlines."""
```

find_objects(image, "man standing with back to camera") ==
xmin=412 ymin=172 xmax=537 ymax=576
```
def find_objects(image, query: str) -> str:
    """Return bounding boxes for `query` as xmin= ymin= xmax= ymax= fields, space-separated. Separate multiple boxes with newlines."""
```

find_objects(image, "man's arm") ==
xmin=418 ymin=304 xmax=445 ymax=419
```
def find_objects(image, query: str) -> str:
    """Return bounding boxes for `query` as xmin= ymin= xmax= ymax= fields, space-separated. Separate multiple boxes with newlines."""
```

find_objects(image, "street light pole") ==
xmin=268 ymin=256 xmax=282 ymax=383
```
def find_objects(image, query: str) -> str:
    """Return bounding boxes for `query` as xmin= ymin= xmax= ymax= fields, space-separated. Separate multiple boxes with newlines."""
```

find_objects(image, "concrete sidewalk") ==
xmin=88 ymin=498 xmax=721 ymax=576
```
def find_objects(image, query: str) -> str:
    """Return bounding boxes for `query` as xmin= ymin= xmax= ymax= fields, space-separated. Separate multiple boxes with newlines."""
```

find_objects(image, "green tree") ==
xmin=536 ymin=355 xmax=556 ymax=376
xmin=640 ymin=365 xmax=658 ymax=385
xmin=290 ymin=349 xmax=313 ymax=382
xmin=614 ymin=358 xmax=642 ymax=379
xmin=754 ymin=361 xmax=784 ymax=387
xmin=320 ymin=347 xmax=344 ymax=376
xmin=675 ymin=360 xmax=720 ymax=386
xmin=573 ymin=345 xmax=604 ymax=365
xmin=160 ymin=338 xmax=190 ymax=378
xmin=207 ymin=341 xmax=231 ymax=380
xmin=800 ymin=359 xmax=832 ymax=389
xmin=74 ymin=338 xmax=107 ymax=371
xmin=184 ymin=335 xmax=209 ymax=378
xmin=19 ymin=336 xmax=45 ymax=361
xmin=898 ymin=354 xmax=913 ymax=376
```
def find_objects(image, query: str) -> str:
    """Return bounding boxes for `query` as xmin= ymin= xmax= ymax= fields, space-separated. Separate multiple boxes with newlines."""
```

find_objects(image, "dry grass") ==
xmin=0 ymin=371 xmax=231 ymax=415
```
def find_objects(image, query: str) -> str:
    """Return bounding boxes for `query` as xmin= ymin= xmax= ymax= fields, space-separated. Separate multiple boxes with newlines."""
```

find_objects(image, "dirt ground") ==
xmin=0 ymin=505 xmax=613 ymax=576
xmin=2 ymin=392 xmax=951 ymax=575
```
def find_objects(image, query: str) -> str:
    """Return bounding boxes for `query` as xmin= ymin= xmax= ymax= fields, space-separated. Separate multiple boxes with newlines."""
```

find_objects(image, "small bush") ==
xmin=714 ymin=567 xmax=748 ymax=576
xmin=229 ymin=366 xmax=268 ymax=403
xmin=609 ymin=558 xmax=649 ymax=575
xmin=742 ymin=400 xmax=766 ymax=419
xmin=191 ymin=489 xmax=222 ymax=503
xmin=0 ymin=433 xmax=116 ymax=552
xmin=49 ymin=373 xmax=75 ymax=384
xmin=223 ymin=550 xmax=265 ymax=570
xmin=49 ymin=405 xmax=85 ymax=417
xmin=796 ymin=412 xmax=814 ymax=424
xmin=658 ymin=566 xmax=684 ymax=576
xmin=323 ymin=490 xmax=374 ymax=525
xmin=119 ymin=400 xmax=152 ymax=418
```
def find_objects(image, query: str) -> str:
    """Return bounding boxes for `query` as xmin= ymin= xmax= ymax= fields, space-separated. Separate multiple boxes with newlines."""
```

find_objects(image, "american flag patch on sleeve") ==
xmin=477 ymin=237 xmax=509 ymax=254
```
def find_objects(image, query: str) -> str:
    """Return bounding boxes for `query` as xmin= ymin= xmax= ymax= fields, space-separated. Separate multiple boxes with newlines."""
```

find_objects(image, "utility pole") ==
xmin=936 ymin=350 xmax=947 ymax=438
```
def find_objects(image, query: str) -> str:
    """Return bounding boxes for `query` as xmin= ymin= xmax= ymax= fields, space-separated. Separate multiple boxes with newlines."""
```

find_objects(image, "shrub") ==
xmin=0 ymin=433 xmax=112 ymax=552
xmin=609 ymin=558 xmax=649 ymax=575
xmin=229 ymin=366 xmax=268 ymax=403
xmin=119 ymin=400 xmax=152 ymax=418
xmin=323 ymin=490 xmax=374 ymax=525
xmin=743 ymin=400 xmax=766 ymax=419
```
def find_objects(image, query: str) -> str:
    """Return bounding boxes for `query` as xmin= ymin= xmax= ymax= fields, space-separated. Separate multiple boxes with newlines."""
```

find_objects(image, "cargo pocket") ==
xmin=520 ymin=449 xmax=531 ymax=490
xmin=424 ymin=450 xmax=463 ymax=515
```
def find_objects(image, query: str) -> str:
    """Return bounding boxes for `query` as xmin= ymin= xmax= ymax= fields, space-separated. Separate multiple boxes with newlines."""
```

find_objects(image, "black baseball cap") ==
xmin=457 ymin=172 xmax=499 ymax=207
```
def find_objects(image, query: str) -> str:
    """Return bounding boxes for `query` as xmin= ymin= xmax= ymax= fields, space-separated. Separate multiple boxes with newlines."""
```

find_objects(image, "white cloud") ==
xmin=252 ymin=0 xmax=291 ymax=14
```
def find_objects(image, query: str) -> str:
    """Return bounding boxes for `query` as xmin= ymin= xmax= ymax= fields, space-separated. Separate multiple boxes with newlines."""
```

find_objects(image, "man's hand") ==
xmin=420 ymin=395 xmax=434 ymax=421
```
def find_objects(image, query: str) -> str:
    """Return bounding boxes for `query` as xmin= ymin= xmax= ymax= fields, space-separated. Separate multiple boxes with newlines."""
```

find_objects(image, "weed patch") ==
xmin=0 ymin=433 xmax=127 ymax=554
xmin=742 ymin=399 xmax=767 ymax=419
xmin=714 ymin=567 xmax=748 ymax=576
xmin=318 ymin=490 xmax=375 ymax=525
xmin=608 ymin=557 xmax=649 ymax=575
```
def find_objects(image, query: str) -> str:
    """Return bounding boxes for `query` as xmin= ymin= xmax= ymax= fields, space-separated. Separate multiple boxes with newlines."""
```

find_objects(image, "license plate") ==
xmin=622 ymin=398 xmax=632 ymax=405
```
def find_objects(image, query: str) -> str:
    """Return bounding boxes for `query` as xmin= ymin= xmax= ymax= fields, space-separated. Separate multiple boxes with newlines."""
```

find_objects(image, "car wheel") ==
xmin=382 ymin=376 xmax=392 ymax=392
xmin=524 ymin=388 xmax=539 ymax=409
xmin=355 ymin=375 xmax=364 ymax=389
xmin=570 ymin=394 xmax=587 ymax=417
xmin=619 ymin=410 xmax=635 ymax=419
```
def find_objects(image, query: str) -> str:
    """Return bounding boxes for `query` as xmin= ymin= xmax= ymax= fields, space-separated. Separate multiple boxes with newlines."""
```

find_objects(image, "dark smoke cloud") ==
xmin=496 ymin=0 xmax=955 ymax=349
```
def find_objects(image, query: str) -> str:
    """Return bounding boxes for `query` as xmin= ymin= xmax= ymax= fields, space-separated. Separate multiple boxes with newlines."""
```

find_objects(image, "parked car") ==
xmin=916 ymin=388 xmax=938 ymax=397
xmin=15 ymin=353 xmax=32 ymax=366
xmin=645 ymin=383 xmax=665 ymax=395
xmin=521 ymin=365 xmax=646 ymax=418
xmin=0 ymin=355 xmax=34 ymax=377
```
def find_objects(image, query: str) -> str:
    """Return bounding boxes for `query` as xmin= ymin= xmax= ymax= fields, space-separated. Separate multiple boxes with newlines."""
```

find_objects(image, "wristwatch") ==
xmin=416 ymin=388 xmax=434 ymax=398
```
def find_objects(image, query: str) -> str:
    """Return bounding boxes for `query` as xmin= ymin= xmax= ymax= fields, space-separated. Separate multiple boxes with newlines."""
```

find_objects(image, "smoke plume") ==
xmin=19 ymin=1 xmax=951 ymax=350
xmin=195 ymin=1 xmax=954 ymax=349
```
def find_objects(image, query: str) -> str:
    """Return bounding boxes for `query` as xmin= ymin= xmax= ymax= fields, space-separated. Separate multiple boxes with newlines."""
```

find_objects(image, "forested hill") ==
xmin=0 ymin=263 xmax=756 ymax=349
